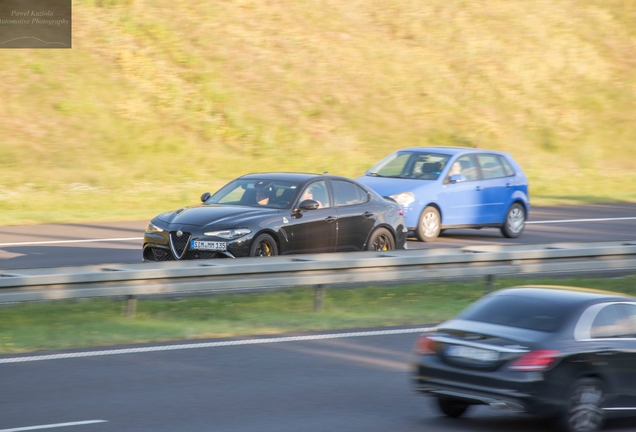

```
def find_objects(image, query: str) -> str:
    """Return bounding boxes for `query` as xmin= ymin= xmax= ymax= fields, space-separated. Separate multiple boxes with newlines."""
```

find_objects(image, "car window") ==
xmin=331 ymin=180 xmax=369 ymax=206
xmin=499 ymin=156 xmax=515 ymax=176
xmin=591 ymin=304 xmax=636 ymax=338
xmin=368 ymin=151 xmax=450 ymax=180
xmin=477 ymin=154 xmax=508 ymax=180
xmin=208 ymin=179 xmax=300 ymax=208
xmin=299 ymin=180 xmax=331 ymax=209
xmin=450 ymin=155 xmax=479 ymax=181
xmin=458 ymin=294 xmax=570 ymax=332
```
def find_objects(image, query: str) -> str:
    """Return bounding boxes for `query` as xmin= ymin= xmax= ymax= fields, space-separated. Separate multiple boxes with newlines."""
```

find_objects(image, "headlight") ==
xmin=390 ymin=192 xmax=415 ymax=207
xmin=146 ymin=222 xmax=164 ymax=234
xmin=204 ymin=228 xmax=252 ymax=239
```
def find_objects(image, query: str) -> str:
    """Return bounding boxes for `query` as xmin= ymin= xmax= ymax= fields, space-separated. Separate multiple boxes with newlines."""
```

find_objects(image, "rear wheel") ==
xmin=367 ymin=228 xmax=395 ymax=251
xmin=500 ymin=203 xmax=526 ymax=238
xmin=249 ymin=233 xmax=278 ymax=257
xmin=416 ymin=206 xmax=441 ymax=242
xmin=437 ymin=398 xmax=470 ymax=418
xmin=560 ymin=378 xmax=605 ymax=432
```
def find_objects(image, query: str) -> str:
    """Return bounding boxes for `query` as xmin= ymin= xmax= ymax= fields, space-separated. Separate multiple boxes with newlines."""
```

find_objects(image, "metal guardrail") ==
xmin=1 ymin=241 xmax=636 ymax=304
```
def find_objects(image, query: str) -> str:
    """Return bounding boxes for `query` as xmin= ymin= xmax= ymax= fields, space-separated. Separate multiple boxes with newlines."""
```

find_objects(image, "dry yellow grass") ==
xmin=0 ymin=0 xmax=635 ymax=224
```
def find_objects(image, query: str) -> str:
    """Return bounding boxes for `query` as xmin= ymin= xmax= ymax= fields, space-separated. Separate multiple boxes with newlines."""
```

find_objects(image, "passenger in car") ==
xmin=449 ymin=161 xmax=462 ymax=176
xmin=300 ymin=186 xmax=324 ymax=208
xmin=256 ymin=188 xmax=271 ymax=206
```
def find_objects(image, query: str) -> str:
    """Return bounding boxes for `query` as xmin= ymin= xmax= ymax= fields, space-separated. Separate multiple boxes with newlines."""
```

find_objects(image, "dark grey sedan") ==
xmin=411 ymin=286 xmax=636 ymax=432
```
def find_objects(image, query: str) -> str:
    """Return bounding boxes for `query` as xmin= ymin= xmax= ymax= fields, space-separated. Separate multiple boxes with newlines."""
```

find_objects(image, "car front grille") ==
xmin=170 ymin=231 xmax=191 ymax=259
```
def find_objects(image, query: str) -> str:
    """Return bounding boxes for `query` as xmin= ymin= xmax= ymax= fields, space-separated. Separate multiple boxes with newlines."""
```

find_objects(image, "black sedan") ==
xmin=411 ymin=285 xmax=636 ymax=432
xmin=143 ymin=172 xmax=407 ymax=261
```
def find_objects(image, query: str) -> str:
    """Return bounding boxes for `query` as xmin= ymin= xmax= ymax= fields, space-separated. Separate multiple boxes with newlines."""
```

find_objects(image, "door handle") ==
xmin=475 ymin=186 xmax=482 ymax=192
xmin=506 ymin=183 xmax=511 ymax=188
xmin=325 ymin=216 xmax=338 ymax=223
xmin=363 ymin=212 xmax=374 ymax=218
xmin=596 ymin=350 xmax=618 ymax=356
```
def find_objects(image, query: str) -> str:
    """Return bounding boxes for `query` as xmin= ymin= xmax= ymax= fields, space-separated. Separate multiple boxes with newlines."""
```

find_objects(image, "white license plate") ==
xmin=446 ymin=345 xmax=498 ymax=362
xmin=191 ymin=240 xmax=227 ymax=251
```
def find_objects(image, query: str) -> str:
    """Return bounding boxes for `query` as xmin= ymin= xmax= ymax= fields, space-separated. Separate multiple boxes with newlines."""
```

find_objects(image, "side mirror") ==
xmin=297 ymin=199 xmax=320 ymax=210
xmin=201 ymin=192 xmax=211 ymax=203
xmin=449 ymin=174 xmax=467 ymax=184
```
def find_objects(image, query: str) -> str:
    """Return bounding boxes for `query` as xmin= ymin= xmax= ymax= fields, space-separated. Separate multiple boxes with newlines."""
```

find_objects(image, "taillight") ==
xmin=398 ymin=209 xmax=404 ymax=216
xmin=413 ymin=333 xmax=437 ymax=355
xmin=509 ymin=350 xmax=560 ymax=371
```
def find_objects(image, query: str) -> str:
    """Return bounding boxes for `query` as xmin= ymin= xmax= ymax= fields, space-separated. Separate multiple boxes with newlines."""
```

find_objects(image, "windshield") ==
xmin=205 ymin=179 xmax=300 ymax=209
xmin=367 ymin=151 xmax=451 ymax=180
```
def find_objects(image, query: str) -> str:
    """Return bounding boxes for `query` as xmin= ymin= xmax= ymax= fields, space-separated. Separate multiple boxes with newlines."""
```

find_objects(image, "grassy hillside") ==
xmin=1 ymin=0 xmax=635 ymax=225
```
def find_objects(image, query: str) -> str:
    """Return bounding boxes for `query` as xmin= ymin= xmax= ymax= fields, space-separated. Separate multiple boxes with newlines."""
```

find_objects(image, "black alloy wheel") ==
xmin=560 ymin=378 xmax=605 ymax=432
xmin=437 ymin=397 xmax=470 ymax=418
xmin=249 ymin=233 xmax=278 ymax=257
xmin=367 ymin=227 xmax=395 ymax=251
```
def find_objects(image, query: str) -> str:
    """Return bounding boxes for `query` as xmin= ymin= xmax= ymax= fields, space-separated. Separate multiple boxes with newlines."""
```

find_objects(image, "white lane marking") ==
xmin=0 ymin=420 xmax=107 ymax=432
xmin=1 ymin=217 xmax=634 ymax=247
xmin=527 ymin=217 xmax=636 ymax=225
xmin=0 ymin=238 xmax=142 ymax=247
xmin=0 ymin=328 xmax=433 ymax=364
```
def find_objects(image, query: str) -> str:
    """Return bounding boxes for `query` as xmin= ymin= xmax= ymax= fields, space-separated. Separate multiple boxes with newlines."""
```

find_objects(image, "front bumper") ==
xmin=142 ymin=231 xmax=253 ymax=262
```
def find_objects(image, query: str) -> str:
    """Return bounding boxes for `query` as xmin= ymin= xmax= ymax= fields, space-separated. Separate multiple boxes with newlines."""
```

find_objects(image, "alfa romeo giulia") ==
xmin=143 ymin=172 xmax=408 ymax=261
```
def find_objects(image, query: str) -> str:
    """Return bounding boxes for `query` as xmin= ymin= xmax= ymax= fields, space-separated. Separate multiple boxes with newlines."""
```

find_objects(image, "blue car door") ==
xmin=475 ymin=153 xmax=512 ymax=223
xmin=439 ymin=155 xmax=485 ymax=225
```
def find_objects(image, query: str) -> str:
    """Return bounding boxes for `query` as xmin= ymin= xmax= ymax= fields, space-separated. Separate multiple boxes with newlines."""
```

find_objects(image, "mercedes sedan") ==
xmin=411 ymin=285 xmax=636 ymax=432
xmin=143 ymin=172 xmax=407 ymax=261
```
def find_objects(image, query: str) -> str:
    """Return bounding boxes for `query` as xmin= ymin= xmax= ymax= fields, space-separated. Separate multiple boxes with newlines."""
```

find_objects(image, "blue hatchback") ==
xmin=356 ymin=147 xmax=530 ymax=241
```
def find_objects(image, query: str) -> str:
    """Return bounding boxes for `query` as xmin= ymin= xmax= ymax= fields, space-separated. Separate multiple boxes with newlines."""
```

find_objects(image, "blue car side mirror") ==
xmin=449 ymin=174 xmax=467 ymax=184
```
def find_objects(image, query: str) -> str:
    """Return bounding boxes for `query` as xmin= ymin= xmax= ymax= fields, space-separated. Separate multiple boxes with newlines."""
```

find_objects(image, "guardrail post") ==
xmin=314 ymin=284 xmax=325 ymax=312
xmin=125 ymin=295 xmax=137 ymax=318
xmin=485 ymin=274 xmax=494 ymax=294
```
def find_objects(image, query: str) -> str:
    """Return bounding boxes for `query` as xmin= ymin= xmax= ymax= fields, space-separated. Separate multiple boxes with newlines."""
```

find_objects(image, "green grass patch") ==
xmin=1 ymin=274 xmax=635 ymax=354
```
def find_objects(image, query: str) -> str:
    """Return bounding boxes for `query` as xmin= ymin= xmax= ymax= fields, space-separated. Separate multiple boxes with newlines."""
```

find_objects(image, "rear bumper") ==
xmin=413 ymin=376 xmax=533 ymax=413
xmin=411 ymin=362 xmax=564 ymax=417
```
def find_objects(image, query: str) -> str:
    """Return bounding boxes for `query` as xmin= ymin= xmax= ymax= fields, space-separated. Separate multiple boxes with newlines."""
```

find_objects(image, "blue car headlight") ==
xmin=204 ymin=228 xmax=252 ymax=239
xmin=146 ymin=222 xmax=164 ymax=234
xmin=390 ymin=192 xmax=415 ymax=207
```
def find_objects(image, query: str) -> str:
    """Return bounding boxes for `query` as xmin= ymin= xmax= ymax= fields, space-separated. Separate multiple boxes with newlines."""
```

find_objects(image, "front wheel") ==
xmin=437 ymin=398 xmax=470 ymax=418
xmin=559 ymin=378 xmax=605 ymax=432
xmin=501 ymin=203 xmax=526 ymax=238
xmin=367 ymin=228 xmax=395 ymax=251
xmin=250 ymin=233 xmax=278 ymax=257
xmin=416 ymin=206 xmax=441 ymax=242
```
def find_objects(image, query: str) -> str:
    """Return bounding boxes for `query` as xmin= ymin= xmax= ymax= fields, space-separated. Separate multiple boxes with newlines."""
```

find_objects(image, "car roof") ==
xmin=395 ymin=146 xmax=508 ymax=157
xmin=238 ymin=172 xmax=354 ymax=183
xmin=493 ymin=285 xmax=633 ymax=305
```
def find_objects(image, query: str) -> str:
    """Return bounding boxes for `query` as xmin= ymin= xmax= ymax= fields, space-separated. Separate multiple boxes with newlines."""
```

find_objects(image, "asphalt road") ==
xmin=1 ymin=204 xmax=635 ymax=270
xmin=2 ymin=330 xmax=634 ymax=432
xmin=1 ymin=205 xmax=636 ymax=432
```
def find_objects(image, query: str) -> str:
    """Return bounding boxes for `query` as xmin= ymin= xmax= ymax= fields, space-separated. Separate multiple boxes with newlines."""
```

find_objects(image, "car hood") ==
xmin=155 ymin=204 xmax=277 ymax=227
xmin=356 ymin=175 xmax=436 ymax=196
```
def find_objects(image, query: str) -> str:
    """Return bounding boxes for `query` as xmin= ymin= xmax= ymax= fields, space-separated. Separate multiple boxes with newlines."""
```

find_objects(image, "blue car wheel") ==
xmin=501 ymin=203 xmax=526 ymax=238
xmin=416 ymin=206 xmax=441 ymax=242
